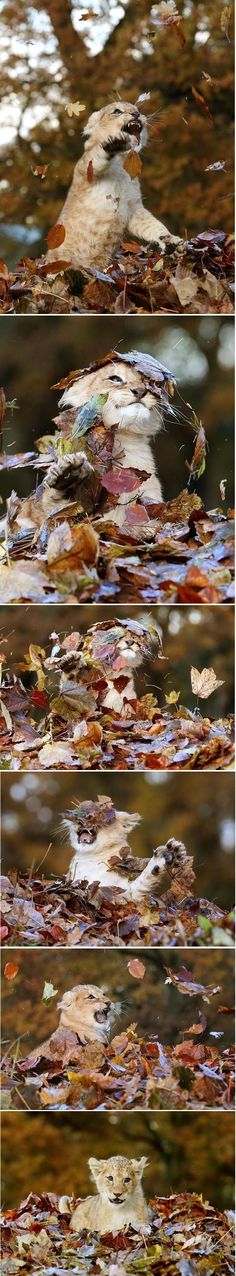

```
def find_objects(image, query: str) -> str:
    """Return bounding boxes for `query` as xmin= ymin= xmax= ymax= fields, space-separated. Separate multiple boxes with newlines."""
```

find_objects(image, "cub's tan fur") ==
xmin=60 ymin=359 xmax=164 ymax=512
xmin=70 ymin=1155 xmax=149 ymax=1233
xmin=47 ymin=100 xmax=179 ymax=271
xmin=57 ymin=983 xmax=114 ymax=1044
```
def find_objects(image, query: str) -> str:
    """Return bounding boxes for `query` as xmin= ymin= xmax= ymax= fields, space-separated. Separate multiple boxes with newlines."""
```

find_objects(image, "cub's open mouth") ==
xmin=95 ymin=1007 xmax=110 ymax=1023
xmin=123 ymin=118 xmax=142 ymax=149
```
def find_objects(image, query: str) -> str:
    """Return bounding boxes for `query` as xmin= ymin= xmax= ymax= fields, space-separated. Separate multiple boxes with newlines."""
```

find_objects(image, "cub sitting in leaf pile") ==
xmin=4 ymin=350 xmax=176 ymax=540
xmin=70 ymin=1154 xmax=149 ymax=1234
xmin=46 ymin=98 xmax=179 ymax=272
xmin=45 ymin=615 xmax=162 ymax=718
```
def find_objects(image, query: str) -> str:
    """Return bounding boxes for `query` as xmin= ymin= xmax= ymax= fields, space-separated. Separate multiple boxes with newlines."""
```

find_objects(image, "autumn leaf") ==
xmin=165 ymin=690 xmax=180 ymax=705
xmin=47 ymin=224 xmax=65 ymax=250
xmin=190 ymin=666 xmax=224 ymax=700
xmin=191 ymin=86 xmax=212 ymax=122
xmin=32 ymin=165 xmax=49 ymax=179
xmin=220 ymin=479 xmax=227 ymax=501
xmin=220 ymin=4 xmax=232 ymax=41
xmin=187 ymin=423 xmax=207 ymax=481
xmin=87 ymin=160 xmax=94 ymax=183
xmin=127 ymin=959 xmax=146 ymax=979
xmin=3 ymin=962 xmax=19 ymax=980
xmin=66 ymin=101 xmax=86 ymax=117
xmin=102 ymin=467 xmax=145 ymax=495
xmin=123 ymin=151 xmax=142 ymax=179
xmin=42 ymin=981 xmax=58 ymax=1002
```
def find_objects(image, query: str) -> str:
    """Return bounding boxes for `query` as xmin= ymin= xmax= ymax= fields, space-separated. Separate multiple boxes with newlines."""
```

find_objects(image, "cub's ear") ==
xmin=89 ymin=1158 xmax=102 ymax=1177
xmin=134 ymin=1157 xmax=148 ymax=1173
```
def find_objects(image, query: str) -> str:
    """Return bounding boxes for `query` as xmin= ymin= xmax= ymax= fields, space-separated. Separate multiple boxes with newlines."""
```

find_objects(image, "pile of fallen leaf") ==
xmin=0 ymin=624 xmax=234 ymax=771
xmin=2 ymin=963 xmax=234 ymax=1112
xmin=0 ymin=348 xmax=234 ymax=604
xmin=0 ymin=233 xmax=234 ymax=316
xmin=1 ymin=1190 xmax=234 ymax=1274
xmin=1 ymin=865 xmax=234 ymax=949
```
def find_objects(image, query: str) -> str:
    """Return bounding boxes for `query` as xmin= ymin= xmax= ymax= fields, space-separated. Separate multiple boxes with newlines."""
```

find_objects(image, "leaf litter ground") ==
xmin=1 ymin=1191 xmax=234 ymax=1275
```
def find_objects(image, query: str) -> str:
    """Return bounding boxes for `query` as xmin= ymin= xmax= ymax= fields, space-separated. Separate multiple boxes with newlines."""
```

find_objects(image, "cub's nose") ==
xmin=132 ymin=387 xmax=146 ymax=401
xmin=114 ymin=1193 xmax=124 ymax=1202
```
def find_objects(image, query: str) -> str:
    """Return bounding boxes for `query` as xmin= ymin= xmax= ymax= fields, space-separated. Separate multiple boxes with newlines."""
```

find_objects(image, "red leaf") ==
xmin=4 ymin=962 xmax=19 ymax=980
xmin=31 ymin=689 xmax=49 ymax=708
xmin=87 ymin=160 xmax=94 ymax=183
xmin=102 ymin=468 xmax=143 ymax=495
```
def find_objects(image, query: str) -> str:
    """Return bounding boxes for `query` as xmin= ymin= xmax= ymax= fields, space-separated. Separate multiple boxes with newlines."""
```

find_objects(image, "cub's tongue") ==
xmin=96 ymin=1009 xmax=108 ymax=1023
xmin=130 ymin=132 xmax=140 ymax=150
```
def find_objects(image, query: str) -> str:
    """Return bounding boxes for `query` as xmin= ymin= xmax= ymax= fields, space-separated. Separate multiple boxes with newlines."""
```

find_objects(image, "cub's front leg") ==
xmin=128 ymin=201 xmax=180 ymax=247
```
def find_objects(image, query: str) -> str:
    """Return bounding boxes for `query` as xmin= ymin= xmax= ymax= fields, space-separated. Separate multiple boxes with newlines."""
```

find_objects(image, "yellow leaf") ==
xmin=190 ymin=666 xmax=224 ymax=699
xmin=165 ymin=690 xmax=180 ymax=705
xmin=66 ymin=101 xmax=86 ymax=117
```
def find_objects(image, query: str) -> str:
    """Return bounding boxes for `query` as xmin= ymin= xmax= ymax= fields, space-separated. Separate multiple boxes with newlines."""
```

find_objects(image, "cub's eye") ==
xmin=87 ymin=994 xmax=96 ymax=1000
xmin=124 ymin=1177 xmax=131 ymax=1184
xmin=113 ymin=108 xmax=122 ymax=115
xmin=109 ymin=375 xmax=123 ymax=384
xmin=107 ymin=1175 xmax=113 ymax=1182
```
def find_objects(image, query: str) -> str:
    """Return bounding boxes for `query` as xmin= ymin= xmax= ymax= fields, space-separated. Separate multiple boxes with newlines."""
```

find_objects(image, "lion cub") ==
xmin=47 ymin=100 xmax=179 ymax=271
xmin=70 ymin=1155 xmax=149 ymax=1234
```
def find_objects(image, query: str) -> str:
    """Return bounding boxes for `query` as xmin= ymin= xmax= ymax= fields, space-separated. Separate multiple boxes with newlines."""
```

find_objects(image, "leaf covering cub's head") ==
xmin=83 ymin=101 xmax=147 ymax=157
xmin=89 ymin=1155 xmax=148 ymax=1204
xmin=58 ymin=351 xmax=174 ymax=439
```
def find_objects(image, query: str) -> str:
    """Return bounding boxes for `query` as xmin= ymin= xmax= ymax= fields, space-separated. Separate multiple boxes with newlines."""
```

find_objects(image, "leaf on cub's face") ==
xmin=47 ymin=224 xmax=65 ymax=250
xmin=123 ymin=150 xmax=142 ymax=179
xmin=87 ymin=160 xmax=94 ymax=183
xmin=190 ymin=666 xmax=224 ymax=699
xmin=72 ymin=394 xmax=108 ymax=438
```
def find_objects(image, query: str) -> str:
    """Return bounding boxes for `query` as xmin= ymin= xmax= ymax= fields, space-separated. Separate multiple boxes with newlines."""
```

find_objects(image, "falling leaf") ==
xmin=187 ymin=424 xmax=207 ymax=481
xmin=220 ymin=479 xmax=227 ymax=501
xmin=127 ymin=959 xmax=146 ymax=979
xmin=66 ymin=101 xmax=86 ymax=117
xmin=205 ymin=161 xmax=226 ymax=172
xmin=135 ymin=92 xmax=151 ymax=105
xmin=123 ymin=151 xmax=142 ymax=179
xmin=3 ymin=962 xmax=19 ymax=980
xmin=32 ymin=165 xmax=49 ymax=179
xmin=165 ymin=690 xmax=180 ymax=705
xmin=191 ymin=86 xmax=212 ymax=122
xmin=220 ymin=4 xmax=232 ymax=41
xmin=47 ymin=224 xmax=65 ymax=250
xmin=87 ymin=160 xmax=94 ymax=183
xmin=42 ymin=981 xmax=58 ymax=1002
xmin=190 ymin=666 xmax=224 ymax=699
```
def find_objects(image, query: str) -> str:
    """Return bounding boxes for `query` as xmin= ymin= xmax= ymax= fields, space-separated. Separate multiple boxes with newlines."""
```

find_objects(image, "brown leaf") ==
xmin=127 ymin=959 xmax=146 ymax=980
xmin=102 ymin=467 xmax=146 ymax=495
xmin=191 ymin=86 xmax=212 ymax=121
xmin=123 ymin=151 xmax=142 ymax=179
xmin=87 ymin=160 xmax=94 ymax=183
xmin=47 ymin=224 xmax=65 ymax=250
xmin=32 ymin=165 xmax=49 ymax=179
xmin=187 ymin=423 xmax=207 ymax=480
xmin=66 ymin=101 xmax=86 ymax=117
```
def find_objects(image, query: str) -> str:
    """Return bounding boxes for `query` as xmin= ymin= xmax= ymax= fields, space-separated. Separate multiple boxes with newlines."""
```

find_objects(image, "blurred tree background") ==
xmin=0 ymin=315 xmax=234 ymax=509
xmin=2 ymin=948 xmax=234 ymax=1061
xmin=2 ymin=772 xmax=234 ymax=909
xmin=2 ymin=1110 xmax=234 ymax=1208
xmin=0 ymin=2 xmax=234 ymax=264
xmin=0 ymin=603 xmax=234 ymax=715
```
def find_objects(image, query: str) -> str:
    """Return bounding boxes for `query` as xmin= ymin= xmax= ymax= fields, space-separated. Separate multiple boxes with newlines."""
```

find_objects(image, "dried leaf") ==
xmin=127 ymin=959 xmax=146 ymax=979
xmin=123 ymin=151 xmax=142 ymax=179
xmin=66 ymin=101 xmax=86 ymax=117
xmin=190 ymin=666 xmax=224 ymax=699
xmin=87 ymin=160 xmax=94 ymax=183
xmin=47 ymin=224 xmax=65 ymax=250
xmin=3 ymin=961 xmax=19 ymax=980
xmin=191 ymin=86 xmax=212 ymax=122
